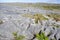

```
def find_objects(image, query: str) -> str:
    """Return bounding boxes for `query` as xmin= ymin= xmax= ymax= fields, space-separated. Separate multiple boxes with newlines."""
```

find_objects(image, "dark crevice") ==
xmin=54 ymin=33 xmax=57 ymax=40
xmin=44 ymin=28 xmax=46 ymax=31
xmin=31 ymin=34 xmax=36 ymax=40
xmin=53 ymin=27 xmax=55 ymax=30
xmin=31 ymin=30 xmax=42 ymax=40
xmin=47 ymin=32 xmax=52 ymax=37
xmin=27 ymin=23 xmax=30 ymax=30
xmin=50 ymin=39 xmax=53 ymax=40
xmin=58 ymin=38 xmax=60 ymax=40
xmin=39 ymin=30 xmax=42 ymax=34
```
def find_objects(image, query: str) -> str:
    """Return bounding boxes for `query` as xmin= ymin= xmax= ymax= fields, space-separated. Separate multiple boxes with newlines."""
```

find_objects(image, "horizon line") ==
xmin=0 ymin=2 xmax=60 ymax=4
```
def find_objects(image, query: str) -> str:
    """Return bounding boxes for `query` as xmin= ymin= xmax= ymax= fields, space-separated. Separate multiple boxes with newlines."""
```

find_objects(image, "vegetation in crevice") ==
xmin=22 ymin=14 xmax=33 ymax=18
xmin=36 ymin=32 xmax=49 ymax=40
xmin=52 ymin=23 xmax=60 ymax=28
xmin=47 ymin=13 xmax=60 ymax=21
xmin=33 ymin=14 xmax=48 ymax=23
xmin=12 ymin=32 xmax=25 ymax=40
xmin=22 ymin=13 xmax=48 ymax=24
xmin=0 ymin=19 xmax=3 ymax=24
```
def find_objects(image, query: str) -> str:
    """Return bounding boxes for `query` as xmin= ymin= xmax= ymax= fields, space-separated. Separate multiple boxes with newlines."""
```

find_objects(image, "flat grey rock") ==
xmin=0 ymin=4 xmax=60 ymax=40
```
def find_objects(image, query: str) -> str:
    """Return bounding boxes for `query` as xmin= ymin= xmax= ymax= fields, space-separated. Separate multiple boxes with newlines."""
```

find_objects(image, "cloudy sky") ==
xmin=0 ymin=0 xmax=60 ymax=4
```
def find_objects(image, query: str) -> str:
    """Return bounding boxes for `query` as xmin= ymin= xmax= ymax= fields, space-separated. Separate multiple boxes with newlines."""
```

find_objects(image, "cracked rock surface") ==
xmin=0 ymin=14 xmax=60 ymax=40
xmin=0 ymin=4 xmax=60 ymax=40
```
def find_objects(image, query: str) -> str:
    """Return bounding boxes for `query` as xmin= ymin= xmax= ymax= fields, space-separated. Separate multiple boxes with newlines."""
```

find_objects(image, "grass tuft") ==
xmin=36 ymin=32 xmax=49 ymax=40
xmin=12 ymin=32 xmax=25 ymax=40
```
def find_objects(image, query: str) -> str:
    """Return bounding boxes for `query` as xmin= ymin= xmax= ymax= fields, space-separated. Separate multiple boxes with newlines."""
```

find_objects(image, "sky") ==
xmin=0 ymin=0 xmax=60 ymax=4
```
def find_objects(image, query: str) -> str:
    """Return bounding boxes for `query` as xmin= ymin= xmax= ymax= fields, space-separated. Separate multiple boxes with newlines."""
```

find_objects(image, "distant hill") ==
xmin=0 ymin=3 xmax=60 ymax=10
xmin=0 ymin=3 xmax=60 ymax=6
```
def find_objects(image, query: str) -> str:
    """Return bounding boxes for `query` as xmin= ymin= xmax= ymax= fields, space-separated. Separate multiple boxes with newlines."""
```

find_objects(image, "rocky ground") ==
xmin=0 ymin=4 xmax=60 ymax=40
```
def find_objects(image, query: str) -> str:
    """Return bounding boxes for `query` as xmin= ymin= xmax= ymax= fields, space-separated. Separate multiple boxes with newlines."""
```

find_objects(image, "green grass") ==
xmin=12 ymin=32 xmax=25 ymax=40
xmin=36 ymin=32 xmax=49 ymax=40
